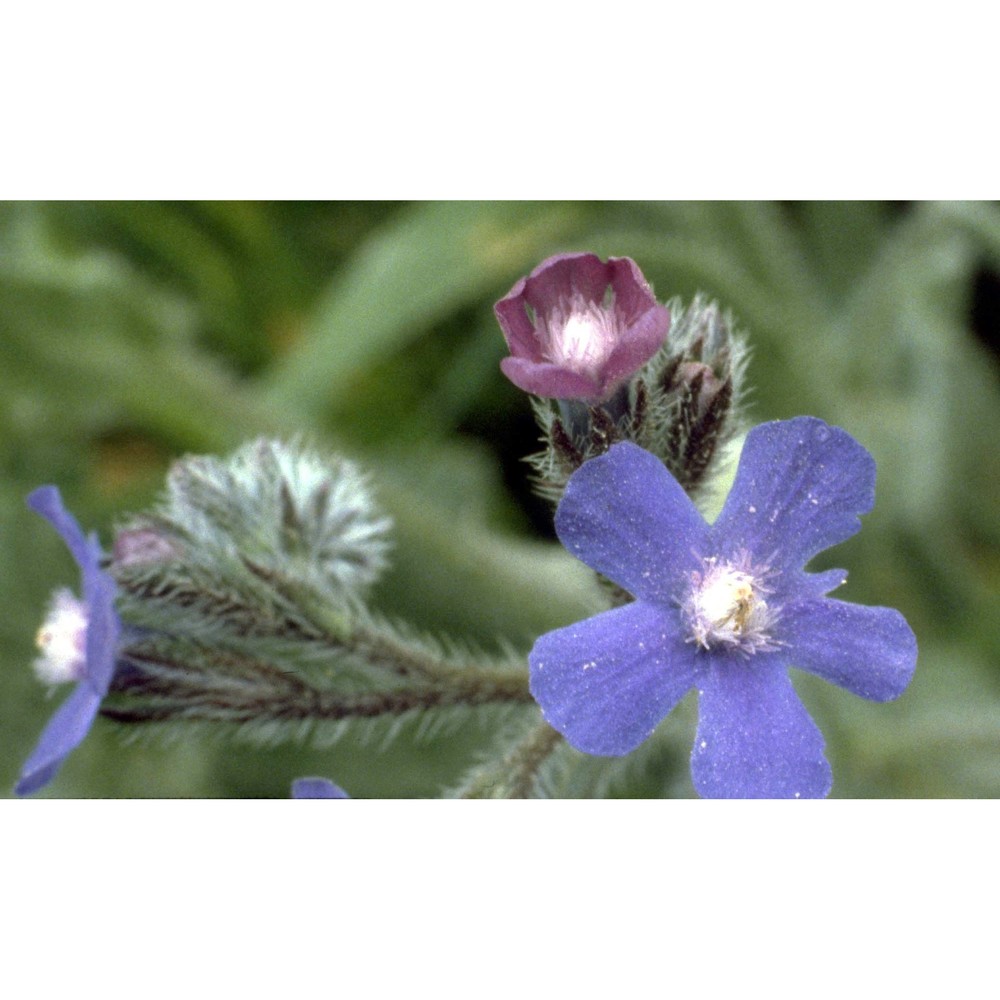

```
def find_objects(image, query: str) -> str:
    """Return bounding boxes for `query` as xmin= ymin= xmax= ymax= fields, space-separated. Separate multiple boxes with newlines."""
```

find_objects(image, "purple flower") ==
xmin=16 ymin=487 xmax=121 ymax=796
xmin=529 ymin=417 xmax=917 ymax=798
xmin=495 ymin=252 xmax=670 ymax=401
xmin=292 ymin=777 xmax=349 ymax=799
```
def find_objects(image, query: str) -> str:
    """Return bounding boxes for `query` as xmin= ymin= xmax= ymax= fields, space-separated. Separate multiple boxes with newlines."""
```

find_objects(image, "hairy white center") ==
xmin=684 ymin=557 xmax=776 ymax=653
xmin=696 ymin=572 xmax=754 ymax=629
xmin=34 ymin=588 xmax=88 ymax=686
xmin=545 ymin=300 xmax=619 ymax=377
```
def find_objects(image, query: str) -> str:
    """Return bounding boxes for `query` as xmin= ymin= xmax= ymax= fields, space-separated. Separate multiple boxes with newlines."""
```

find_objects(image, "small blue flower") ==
xmin=292 ymin=777 xmax=349 ymax=799
xmin=529 ymin=417 xmax=918 ymax=798
xmin=16 ymin=487 xmax=121 ymax=796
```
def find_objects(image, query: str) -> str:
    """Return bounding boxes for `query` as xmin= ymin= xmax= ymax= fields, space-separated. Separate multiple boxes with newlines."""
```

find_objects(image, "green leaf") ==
xmin=793 ymin=200 xmax=893 ymax=299
xmin=263 ymin=201 xmax=584 ymax=420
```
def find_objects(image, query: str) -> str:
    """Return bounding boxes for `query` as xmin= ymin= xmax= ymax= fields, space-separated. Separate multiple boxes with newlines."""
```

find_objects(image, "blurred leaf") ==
xmin=636 ymin=201 xmax=821 ymax=307
xmin=793 ymin=200 xmax=895 ymax=299
xmin=264 ymin=200 xmax=585 ymax=420
xmin=83 ymin=201 xmax=246 ymax=327
xmin=369 ymin=438 xmax=600 ymax=640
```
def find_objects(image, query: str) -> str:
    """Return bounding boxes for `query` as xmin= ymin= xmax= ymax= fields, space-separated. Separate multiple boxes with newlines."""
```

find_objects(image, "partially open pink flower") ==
xmin=495 ymin=252 xmax=671 ymax=401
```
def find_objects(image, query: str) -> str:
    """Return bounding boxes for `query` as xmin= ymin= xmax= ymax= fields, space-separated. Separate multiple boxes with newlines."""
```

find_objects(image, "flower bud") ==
xmin=673 ymin=361 xmax=731 ymax=423
xmin=164 ymin=438 xmax=392 ymax=597
xmin=112 ymin=526 xmax=181 ymax=567
xmin=639 ymin=294 xmax=745 ymax=496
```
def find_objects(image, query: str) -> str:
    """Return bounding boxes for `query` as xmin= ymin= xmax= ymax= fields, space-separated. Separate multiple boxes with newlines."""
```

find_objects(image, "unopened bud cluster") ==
xmin=100 ymin=439 xmax=530 ymax=734
xmin=524 ymin=292 xmax=747 ymax=507
xmin=112 ymin=438 xmax=392 ymax=610
xmin=104 ymin=439 xmax=396 ymax=714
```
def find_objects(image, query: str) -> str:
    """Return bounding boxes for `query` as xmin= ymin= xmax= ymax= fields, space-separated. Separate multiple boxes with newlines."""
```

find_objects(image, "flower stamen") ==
xmin=543 ymin=299 xmax=621 ymax=379
xmin=683 ymin=554 xmax=779 ymax=654
xmin=33 ymin=588 xmax=89 ymax=686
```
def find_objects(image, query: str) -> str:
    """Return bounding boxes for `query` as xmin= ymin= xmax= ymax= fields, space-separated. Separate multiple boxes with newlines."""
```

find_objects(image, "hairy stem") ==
xmin=104 ymin=643 xmax=532 ymax=726
xmin=458 ymin=721 xmax=564 ymax=799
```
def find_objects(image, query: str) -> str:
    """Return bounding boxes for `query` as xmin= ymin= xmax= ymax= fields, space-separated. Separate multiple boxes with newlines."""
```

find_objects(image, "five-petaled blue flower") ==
xmin=292 ymin=777 xmax=349 ymax=799
xmin=529 ymin=417 xmax=918 ymax=798
xmin=16 ymin=486 xmax=121 ymax=796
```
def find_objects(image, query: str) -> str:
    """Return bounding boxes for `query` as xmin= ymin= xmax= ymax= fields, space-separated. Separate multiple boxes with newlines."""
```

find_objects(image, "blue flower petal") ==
xmin=691 ymin=660 xmax=832 ymax=798
xmin=793 ymin=567 xmax=849 ymax=599
xmin=27 ymin=486 xmax=95 ymax=572
xmin=530 ymin=600 xmax=701 ymax=756
xmin=712 ymin=418 xmax=876 ymax=573
xmin=15 ymin=683 xmax=102 ymax=796
xmin=292 ymin=778 xmax=349 ymax=799
xmin=555 ymin=442 xmax=709 ymax=602
xmin=19 ymin=485 xmax=122 ymax=795
xmin=781 ymin=598 xmax=917 ymax=701
xmin=83 ymin=558 xmax=120 ymax=695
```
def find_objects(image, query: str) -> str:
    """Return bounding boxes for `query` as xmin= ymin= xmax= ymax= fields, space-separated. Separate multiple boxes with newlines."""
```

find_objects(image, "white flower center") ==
xmin=544 ymin=299 xmax=620 ymax=377
xmin=33 ymin=588 xmax=88 ymax=686
xmin=696 ymin=571 xmax=755 ymax=630
xmin=683 ymin=556 xmax=778 ymax=653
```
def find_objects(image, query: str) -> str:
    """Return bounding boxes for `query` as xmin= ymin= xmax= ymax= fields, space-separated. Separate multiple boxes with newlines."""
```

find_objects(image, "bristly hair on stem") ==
xmin=103 ymin=625 xmax=534 ymax=737
xmin=448 ymin=718 xmax=564 ymax=798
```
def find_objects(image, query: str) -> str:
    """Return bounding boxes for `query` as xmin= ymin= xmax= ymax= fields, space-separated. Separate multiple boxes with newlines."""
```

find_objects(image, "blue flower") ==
xmin=529 ymin=417 xmax=917 ymax=798
xmin=292 ymin=777 xmax=349 ymax=799
xmin=16 ymin=487 xmax=121 ymax=796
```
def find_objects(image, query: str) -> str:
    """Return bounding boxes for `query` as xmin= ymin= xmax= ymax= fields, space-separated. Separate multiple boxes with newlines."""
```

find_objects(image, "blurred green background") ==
xmin=2 ymin=201 xmax=998 ymax=798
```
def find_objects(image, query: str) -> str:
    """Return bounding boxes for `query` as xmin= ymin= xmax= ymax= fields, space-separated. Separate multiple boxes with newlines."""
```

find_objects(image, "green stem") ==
xmin=458 ymin=721 xmax=564 ymax=799
xmin=104 ymin=643 xmax=533 ymax=726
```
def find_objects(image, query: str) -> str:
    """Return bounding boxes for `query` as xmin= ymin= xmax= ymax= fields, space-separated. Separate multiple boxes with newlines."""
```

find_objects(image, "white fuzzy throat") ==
xmin=543 ymin=297 xmax=621 ymax=378
xmin=33 ymin=588 xmax=89 ymax=686
xmin=683 ymin=555 xmax=779 ymax=654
